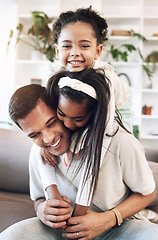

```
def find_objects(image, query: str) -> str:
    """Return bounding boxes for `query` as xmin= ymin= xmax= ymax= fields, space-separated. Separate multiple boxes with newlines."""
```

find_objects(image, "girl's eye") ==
xmin=81 ymin=45 xmax=90 ymax=48
xmin=57 ymin=110 xmax=65 ymax=117
xmin=62 ymin=45 xmax=71 ymax=49
xmin=75 ymin=119 xmax=84 ymax=122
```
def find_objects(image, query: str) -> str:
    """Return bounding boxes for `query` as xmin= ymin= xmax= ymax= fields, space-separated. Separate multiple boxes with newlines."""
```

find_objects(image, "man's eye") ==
xmin=30 ymin=133 xmax=40 ymax=139
xmin=48 ymin=120 xmax=56 ymax=128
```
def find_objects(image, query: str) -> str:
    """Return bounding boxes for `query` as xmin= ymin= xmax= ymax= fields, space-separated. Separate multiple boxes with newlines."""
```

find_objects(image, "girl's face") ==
xmin=57 ymin=95 xmax=92 ymax=131
xmin=55 ymin=21 xmax=103 ymax=72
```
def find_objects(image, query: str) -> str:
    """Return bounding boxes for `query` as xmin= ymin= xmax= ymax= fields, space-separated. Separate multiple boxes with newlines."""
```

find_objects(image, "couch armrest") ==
xmin=145 ymin=147 xmax=158 ymax=163
xmin=148 ymin=161 xmax=158 ymax=206
xmin=0 ymin=128 xmax=32 ymax=193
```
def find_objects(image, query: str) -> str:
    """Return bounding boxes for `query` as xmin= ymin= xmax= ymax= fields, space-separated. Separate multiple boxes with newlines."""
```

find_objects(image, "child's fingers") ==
xmin=62 ymin=195 xmax=71 ymax=204
xmin=41 ymin=155 xmax=46 ymax=165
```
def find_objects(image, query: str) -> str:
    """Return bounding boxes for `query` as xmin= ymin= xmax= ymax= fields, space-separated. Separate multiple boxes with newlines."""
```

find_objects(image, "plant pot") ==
xmin=142 ymin=105 xmax=152 ymax=115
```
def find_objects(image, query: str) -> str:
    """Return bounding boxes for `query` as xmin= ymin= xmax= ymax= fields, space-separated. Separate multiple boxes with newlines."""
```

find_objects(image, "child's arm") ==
xmin=46 ymin=184 xmax=63 ymax=200
xmin=72 ymin=203 xmax=88 ymax=216
xmin=40 ymin=149 xmax=59 ymax=167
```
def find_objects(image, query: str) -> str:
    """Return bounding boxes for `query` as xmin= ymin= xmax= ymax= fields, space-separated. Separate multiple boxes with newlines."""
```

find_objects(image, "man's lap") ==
xmin=0 ymin=217 xmax=64 ymax=240
xmin=95 ymin=218 xmax=158 ymax=240
xmin=1 ymin=217 xmax=158 ymax=240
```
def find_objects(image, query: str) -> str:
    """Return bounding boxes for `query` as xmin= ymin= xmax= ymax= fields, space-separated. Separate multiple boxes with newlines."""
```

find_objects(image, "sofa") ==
xmin=0 ymin=128 xmax=158 ymax=233
xmin=0 ymin=128 xmax=35 ymax=233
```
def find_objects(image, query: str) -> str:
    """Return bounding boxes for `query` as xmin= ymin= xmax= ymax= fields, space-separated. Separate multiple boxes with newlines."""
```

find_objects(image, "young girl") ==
xmin=50 ymin=6 xmax=133 ymax=131
xmin=39 ymin=68 xmax=112 ymax=217
xmin=41 ymin=6 xmax=133 ymax=217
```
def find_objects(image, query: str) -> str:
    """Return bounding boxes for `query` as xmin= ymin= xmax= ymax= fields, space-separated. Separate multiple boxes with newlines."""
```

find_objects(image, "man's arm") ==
xmin=62 ymin=190 xmax=156 ymax=239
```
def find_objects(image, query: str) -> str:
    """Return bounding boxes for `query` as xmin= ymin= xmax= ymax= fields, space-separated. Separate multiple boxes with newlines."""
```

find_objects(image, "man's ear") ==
xmin=55 ymin=44 xmax=59 ymax=57
xmin=94 ymin=44 xmax=103 ymax=60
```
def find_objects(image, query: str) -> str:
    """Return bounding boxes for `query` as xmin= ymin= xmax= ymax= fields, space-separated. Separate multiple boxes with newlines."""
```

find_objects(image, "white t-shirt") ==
xmin=29 ymin=126 xmax=155 ymax=217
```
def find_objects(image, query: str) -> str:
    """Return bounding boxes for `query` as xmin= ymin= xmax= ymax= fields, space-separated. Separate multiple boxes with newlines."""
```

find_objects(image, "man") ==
xmin=8 ymin=84 xmax=73 ymax=230
xmin=7 ymin=84 xmax=89 ymax=238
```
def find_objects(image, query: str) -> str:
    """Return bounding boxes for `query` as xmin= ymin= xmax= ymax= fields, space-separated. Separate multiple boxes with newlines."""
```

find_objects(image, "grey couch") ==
xmin=0 ymin=128 xmax=35 ymax=232
xmin=0 ymin=128 xmax=158 ymax=233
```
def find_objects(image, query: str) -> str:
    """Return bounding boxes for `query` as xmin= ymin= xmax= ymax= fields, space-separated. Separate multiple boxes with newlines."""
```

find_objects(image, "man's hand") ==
xmin=40 ymin=149 xmax=59 ymax=167
xmin=62 ymin=210 xmax=115 ymax=239
xmin=36 ymin=198 xmax=71 ymax=229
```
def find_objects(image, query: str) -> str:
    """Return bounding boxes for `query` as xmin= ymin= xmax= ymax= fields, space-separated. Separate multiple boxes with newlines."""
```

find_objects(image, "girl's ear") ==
xmin=55 ymin=44 xmax=59 ymax=57
xmin=94 ymin=44 xmax=103 ymax=60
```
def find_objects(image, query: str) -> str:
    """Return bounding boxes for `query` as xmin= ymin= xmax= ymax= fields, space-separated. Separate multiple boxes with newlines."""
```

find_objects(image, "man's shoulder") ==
xmin=30 ymin=143 xmax=41 ymax=154
xmin=29 ymin=143 xmax=41 ymax=164
xmin=109 ymin=126 xmax=144 ymax=155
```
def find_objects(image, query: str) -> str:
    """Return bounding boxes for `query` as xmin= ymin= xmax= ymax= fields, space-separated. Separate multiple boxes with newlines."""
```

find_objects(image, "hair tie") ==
xmin=58 ymin=77 xmax=97 ymax=100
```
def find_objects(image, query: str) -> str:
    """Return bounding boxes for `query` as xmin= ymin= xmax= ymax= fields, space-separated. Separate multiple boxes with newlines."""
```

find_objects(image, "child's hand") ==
xmin=62 ymin=195 xmax=71 ymax=204
xmin=40 ymin=149 xmax=59 ymax=167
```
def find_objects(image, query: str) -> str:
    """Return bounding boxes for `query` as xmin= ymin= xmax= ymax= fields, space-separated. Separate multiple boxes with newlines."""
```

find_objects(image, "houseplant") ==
xmin=145 ymin=51 xmax=158 ymax=73
xmin=7 ymin=11 xmax=56 ymax=62
xmin=104 ymin=30 xmax=154 ymax=81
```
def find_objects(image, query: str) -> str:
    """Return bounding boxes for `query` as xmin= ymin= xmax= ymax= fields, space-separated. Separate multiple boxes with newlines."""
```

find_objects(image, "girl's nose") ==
xmin=70 ymin=47 xmax=80 ymax=57
xmin=64 ymin=118 xmax=75 ymax=130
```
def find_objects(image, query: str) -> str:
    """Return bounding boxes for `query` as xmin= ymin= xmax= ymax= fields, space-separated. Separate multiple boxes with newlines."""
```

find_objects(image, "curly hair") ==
xmin=52 ymin=6 xmax=108 ymax=45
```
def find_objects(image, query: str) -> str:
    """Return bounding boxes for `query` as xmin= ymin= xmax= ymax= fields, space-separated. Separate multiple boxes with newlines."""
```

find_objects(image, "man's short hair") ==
xmin=9 ymin=84 xmax=54 ymax=128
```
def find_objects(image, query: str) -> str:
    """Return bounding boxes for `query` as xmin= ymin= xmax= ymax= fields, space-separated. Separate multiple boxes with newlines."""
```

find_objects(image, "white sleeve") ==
xmin=105 ymin=67 xmax=130 ymax=110
xmin=29 ymin=144 xmax=57 ymax=201
xmin=94 ymin=60 xmax=130 ymax=110
xmin=38 ymin=157 xmax=57 ymax=191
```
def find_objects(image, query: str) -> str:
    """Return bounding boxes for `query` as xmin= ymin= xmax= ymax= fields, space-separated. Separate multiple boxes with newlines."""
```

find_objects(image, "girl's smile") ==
xmin=55 ymin=21 xmax=102 ymax=72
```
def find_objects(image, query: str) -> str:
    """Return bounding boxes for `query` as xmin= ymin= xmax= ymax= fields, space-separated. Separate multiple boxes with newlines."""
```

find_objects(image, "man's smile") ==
xmin=45 ymin=136 xmax=62 ymax=149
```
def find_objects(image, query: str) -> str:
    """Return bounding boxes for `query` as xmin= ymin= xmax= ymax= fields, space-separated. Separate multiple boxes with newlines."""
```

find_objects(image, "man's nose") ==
xmin=42 ymin=129 xmax=55 ymax=144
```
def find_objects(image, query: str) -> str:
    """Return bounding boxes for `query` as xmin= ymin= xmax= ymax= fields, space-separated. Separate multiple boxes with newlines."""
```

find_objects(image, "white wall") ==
xmin=0 ymin=0 xmax=17 ymax=128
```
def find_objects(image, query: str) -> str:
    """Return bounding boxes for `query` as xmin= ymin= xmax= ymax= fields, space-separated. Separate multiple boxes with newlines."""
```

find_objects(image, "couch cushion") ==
xmin=0 ymin=191 xmax=36 ymax=233
xmin=148 ymin=161 xmax=158 ymax=206
xmin=145 ymin=147 xmax=158 ymax=163
xmin=0 ymin=128 xmax=32 ymax=193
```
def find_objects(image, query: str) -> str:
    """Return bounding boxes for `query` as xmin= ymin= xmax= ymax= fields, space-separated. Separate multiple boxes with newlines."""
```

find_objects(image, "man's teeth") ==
xmin=52 ymin=138 xmax=60 ymax=147
xmin=71 ymin=61 xmax=81 ymax=64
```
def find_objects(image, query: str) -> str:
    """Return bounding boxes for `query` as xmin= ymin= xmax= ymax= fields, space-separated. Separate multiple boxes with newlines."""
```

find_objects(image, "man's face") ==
xmin=18 ymin=99 xmax=70 ymax=156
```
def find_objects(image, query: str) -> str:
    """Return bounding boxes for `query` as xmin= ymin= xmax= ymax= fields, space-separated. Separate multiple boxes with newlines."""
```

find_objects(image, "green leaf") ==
xmin=120 ymin=51 xmax=128 ymax=62
xmin=121 ymin=44 xmax=136 ymax=52
xmin=142 ymin=65 xmax=153 ymax=81
xmin=16 ymin=23 xmax=23 ymax=32
xmin=46 ymin=45 xmax=56 ymax=62
xmin=138 ymin=49 xmax=144 ymax=60
xmin=131 ymin=29 xmax=147 ymax=42
xmin=110 ymin=45 xmax=119 ymax=60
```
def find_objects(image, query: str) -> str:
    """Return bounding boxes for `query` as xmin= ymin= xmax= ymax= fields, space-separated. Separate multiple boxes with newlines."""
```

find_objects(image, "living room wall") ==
xmin=0 ymin=0 xmax=17 ymax=128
